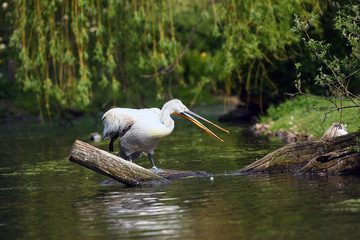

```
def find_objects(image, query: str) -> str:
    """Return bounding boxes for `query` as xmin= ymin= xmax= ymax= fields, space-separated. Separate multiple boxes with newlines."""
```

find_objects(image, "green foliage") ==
xmin=293 ymin=2 xmax=360 ymax=123
xmin=349 ymin=137 xmax=360 ymax=152
xmin=178 ymin=0 xmax=324 ymax=110
xmin=9 ymin=0 xmax=181 ymax=119
xmin=209 ymin=0 xmax=322 ymax=109
xmin=261 ymin=96 xmax=360 ymax=138
xmin=4 ymin=0 xmax=326 ymax=120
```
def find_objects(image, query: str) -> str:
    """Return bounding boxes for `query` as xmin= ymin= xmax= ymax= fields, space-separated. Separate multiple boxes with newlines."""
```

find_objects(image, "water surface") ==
xmin=1 ymin=107 xmax=360 ymax=239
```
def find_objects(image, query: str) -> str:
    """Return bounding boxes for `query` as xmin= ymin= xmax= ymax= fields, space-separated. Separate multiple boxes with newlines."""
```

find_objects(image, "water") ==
xmin=1 ymin=106 xmax=360 ymax=240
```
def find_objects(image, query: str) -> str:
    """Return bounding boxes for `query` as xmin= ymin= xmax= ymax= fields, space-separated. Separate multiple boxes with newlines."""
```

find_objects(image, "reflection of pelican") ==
xmin=102 ymin=99 xmax=229 ymax=173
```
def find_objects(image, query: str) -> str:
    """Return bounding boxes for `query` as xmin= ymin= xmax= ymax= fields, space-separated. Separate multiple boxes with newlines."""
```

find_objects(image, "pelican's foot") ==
xmin=150 ymin=166 xmax=164 ymax=174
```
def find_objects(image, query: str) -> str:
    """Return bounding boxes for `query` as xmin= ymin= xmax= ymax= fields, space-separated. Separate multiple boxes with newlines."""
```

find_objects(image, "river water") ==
xmin=1 ymin=106 xmax=360 ymax=239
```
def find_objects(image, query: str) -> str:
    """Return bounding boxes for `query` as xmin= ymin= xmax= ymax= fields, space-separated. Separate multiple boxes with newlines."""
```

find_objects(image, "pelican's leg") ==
xmin=148 ymin=153 xmax=164 ymax=174
xmin=123 ymin=152 xmax=141 ymax=162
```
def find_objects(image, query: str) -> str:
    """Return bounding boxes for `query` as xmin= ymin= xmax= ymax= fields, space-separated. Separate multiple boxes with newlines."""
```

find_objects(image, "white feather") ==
xmin=102 ymin=108 xmax=140 ymax=140
xmin=101 ymin=99 xmax=228 ymax=170
xmin=102 ymin=107 xmax=173 ymax=140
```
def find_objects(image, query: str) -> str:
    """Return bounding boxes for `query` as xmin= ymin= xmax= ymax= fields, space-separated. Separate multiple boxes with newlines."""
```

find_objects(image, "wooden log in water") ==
xmin=297 ymin=149 xmax=360 ymax=176
xmin=235 ymin=131 xmax=360 ymax=175
xmin=102 ymin=169 xmax=213 ymax=185
xmin=68 ymin=140 xmax=171 ymax=187
xmin=159 ymin=169 xmax=212 ymax=179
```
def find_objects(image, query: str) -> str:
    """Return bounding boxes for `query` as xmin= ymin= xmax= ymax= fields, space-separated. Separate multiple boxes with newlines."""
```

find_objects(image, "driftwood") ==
xmin=69 ymin=140 xmax=212 ymax=187
xmin=297 ymin=149 xmax=360 ymax=176
xmin=69 ymin=140 xmax=171 ymax=187
xmin=235 ymin=131 xmax=360 ymax=175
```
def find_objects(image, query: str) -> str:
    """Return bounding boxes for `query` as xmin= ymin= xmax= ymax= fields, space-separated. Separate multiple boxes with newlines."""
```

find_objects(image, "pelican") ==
xmin=102 ymin=99 xmax=229 ymax=173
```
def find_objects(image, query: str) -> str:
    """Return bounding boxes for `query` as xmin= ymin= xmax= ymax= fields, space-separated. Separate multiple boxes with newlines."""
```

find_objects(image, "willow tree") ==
xmin=11 ymin=0 xmax=180 ymax=120
xmin=207 ymin=0 xmax=324 ymax=113
xmin=10 ymin=0 xmax=323 ymax=120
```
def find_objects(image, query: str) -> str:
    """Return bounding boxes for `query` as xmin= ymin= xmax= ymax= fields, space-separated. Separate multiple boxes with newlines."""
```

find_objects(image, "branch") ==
xmin=315 ymin=105 xmax=360 ymax=126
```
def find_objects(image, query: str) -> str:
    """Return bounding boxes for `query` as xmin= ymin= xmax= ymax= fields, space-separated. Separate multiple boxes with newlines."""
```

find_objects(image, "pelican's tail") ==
xmin=102 ymin=108 xmax=135 ymax=152
xmin=102 ymin=111 xmax=115 ymax=140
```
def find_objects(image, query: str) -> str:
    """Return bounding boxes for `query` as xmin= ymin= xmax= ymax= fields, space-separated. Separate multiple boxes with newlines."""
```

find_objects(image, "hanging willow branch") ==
xmin=9 ymin=0 xmax=324 ymax=118
xmin=140 ymin=0 xmax=221 ymax=79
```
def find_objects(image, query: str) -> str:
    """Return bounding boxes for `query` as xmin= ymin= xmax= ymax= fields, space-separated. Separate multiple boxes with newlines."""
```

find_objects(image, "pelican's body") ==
xmin=102 ymin=99 xmax=229 ymax=173
xmin=103 ymin=107 xmax=174 ymax=160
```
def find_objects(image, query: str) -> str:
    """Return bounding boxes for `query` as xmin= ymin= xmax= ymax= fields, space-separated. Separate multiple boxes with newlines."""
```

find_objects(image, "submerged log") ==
xmin=101 ymin=169 xmax=213 ymax=185
xmin=236 ymin=131 xmax=360 ymax=175
xmin=158 ymin=169 xmax=212 ymax=179
xmin=69 ymin=140 xmax=212 ymax=187
xmin=69 ymin=140 xmax=171 ymax=187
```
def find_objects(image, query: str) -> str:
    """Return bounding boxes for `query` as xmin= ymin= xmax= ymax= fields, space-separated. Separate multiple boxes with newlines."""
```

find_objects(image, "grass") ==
xmin=260 ymin=95 xmax=360 ymax=138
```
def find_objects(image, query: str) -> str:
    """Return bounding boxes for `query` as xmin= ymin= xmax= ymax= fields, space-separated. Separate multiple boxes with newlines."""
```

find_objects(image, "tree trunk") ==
xmin=235 ymin=131 xmax=360 ymax=175
xmin=68 ymin=140 xmax=171 ymax=187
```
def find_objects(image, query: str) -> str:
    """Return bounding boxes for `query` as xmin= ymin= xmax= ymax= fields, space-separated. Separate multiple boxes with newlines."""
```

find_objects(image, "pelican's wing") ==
xmin=102 ymin=108 xmax=139 ymax=152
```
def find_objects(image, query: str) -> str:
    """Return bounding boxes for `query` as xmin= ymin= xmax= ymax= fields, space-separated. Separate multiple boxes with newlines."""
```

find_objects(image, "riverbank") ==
xmin=256 ymin=96 xmax=360 ymax=140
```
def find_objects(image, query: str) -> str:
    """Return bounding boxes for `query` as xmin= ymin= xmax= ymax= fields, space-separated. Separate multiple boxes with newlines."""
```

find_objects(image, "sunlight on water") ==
xmin=1 ymin=108 xmax=360 ymax=240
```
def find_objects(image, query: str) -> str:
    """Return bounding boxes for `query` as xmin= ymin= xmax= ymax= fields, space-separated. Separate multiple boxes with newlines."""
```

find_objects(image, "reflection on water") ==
xmin=75 ymin=191 xmax=190 ymax=239
xmin=1 ymin=109 xmax=360 ymax=240
xmin=67 ymin=174 xmax=360 ymax=240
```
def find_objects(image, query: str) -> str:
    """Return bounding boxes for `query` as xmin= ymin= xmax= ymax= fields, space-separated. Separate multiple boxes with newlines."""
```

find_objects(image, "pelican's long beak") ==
xmin=173 ymin=111 xmax=229 ymax=142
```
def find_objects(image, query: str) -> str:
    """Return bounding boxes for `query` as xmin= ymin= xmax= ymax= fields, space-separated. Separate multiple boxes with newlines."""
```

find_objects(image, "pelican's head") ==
xmin=164 ymin=99 xmax=230 ymax=142
xmin=163 ymin=99 xmax=189 ymax=113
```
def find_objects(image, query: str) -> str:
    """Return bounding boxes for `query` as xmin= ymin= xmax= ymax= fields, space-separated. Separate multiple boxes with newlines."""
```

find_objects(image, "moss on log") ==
xmin=235 ymin=131 xmax=360 ymax=175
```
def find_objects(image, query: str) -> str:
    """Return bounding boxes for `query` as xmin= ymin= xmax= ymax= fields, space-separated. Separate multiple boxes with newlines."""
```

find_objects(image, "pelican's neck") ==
xmin=160 ymin=105 xmax=175 ymax=129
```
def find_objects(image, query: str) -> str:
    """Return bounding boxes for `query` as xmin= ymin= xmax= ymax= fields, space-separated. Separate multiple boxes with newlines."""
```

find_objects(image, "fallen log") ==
xmin=297 ymin=149 xmax=360 ymax=176
xmin=235 ymin=131 xmax=360 ymax=175
xmin=101 ymin=169 xmax=213 ymax=185
xmin=68 ymin=140 xmax=213 ymax=187
xmin=68 ymin=140 xmax=171 ymax=187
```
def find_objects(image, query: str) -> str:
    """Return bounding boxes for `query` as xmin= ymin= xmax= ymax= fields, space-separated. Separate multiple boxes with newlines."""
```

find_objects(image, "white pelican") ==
xmin=102 ymin=99 xmax=229 ymax=173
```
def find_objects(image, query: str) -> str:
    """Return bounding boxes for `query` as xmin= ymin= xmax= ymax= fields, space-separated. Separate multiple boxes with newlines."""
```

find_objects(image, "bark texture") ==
xmin=235 ymin=131 xmax=360 ymax=175
xmin=69 ymin=140 xmax=171 ymax=187
xmin=297 ymin=149 xmax=360 ymax=176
